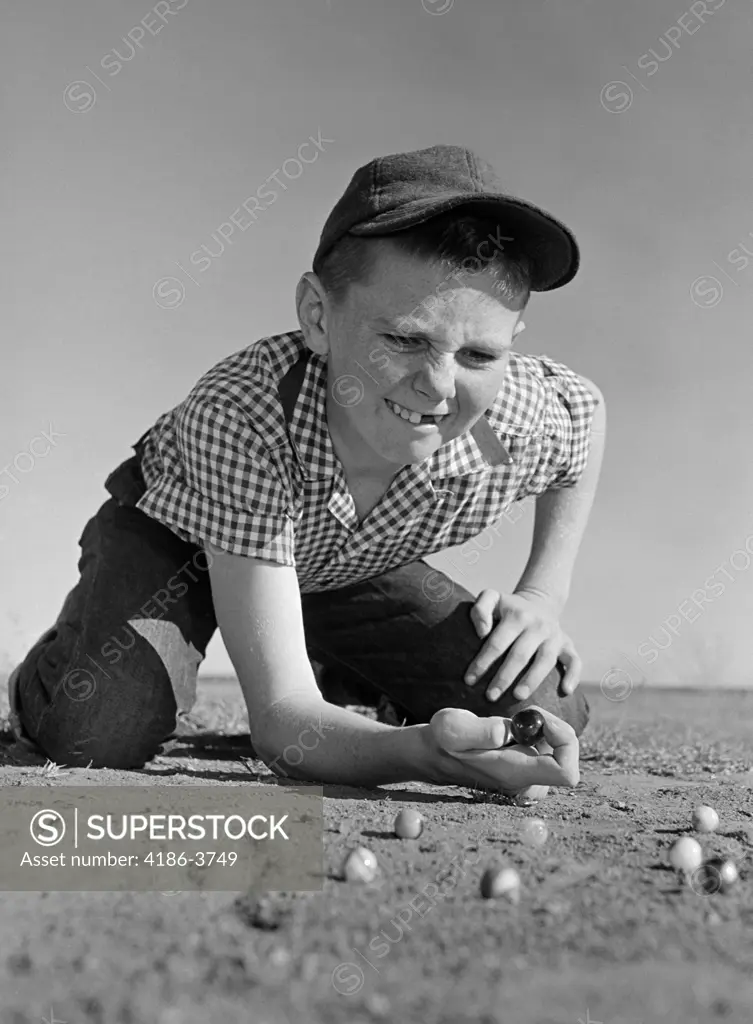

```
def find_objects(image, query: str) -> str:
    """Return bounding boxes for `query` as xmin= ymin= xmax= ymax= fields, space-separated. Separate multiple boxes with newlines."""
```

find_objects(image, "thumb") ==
xmin=431 ymin=708 xmax=511 ymax=753
xmin=470 ymin=589 xmax=500 ymax=638
xmin=478 ymin=715 xmax=511 ymax=749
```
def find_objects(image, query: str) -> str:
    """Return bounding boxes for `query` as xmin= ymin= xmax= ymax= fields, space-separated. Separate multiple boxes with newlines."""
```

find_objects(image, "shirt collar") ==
xmin=287 ymin=351 xmax=338 ymax=480
xmin=428 ymin=416 xmax=512 ymax=477
xmin=287 ymin=349 xmax=514 ymax=481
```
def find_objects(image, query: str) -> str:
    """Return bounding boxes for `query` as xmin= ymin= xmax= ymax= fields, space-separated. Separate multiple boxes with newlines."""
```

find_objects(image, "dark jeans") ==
xmin=13 ymin=460 xmax=589 ymax=769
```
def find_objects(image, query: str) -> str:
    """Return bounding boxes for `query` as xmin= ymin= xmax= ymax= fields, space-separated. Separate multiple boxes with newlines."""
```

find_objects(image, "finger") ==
xmin=468 ymin=590 xmax=500 ymax=640
xmin=509 ymin=641 xmax=560 ymax=701
xmin=451 ymin=743 xmax=570 ymax=792
xmin=450 ymin=743 xmax=572 ymax=794
xmin=431 ymin=707 xmax=511 ymax=752
xmin=534 ymin=736 xmax=554 ymax=756
xmin=509 ymin=750 xmax=575 ymax=789
xmin=530 ymin=705 xmax=580 ymax=786
xmin=446 ymin=745 xmax=536 ymax=770
xmin=486 ymin=635 xmax=542 ymax=701
xmin=445 ymin=709 xmax=580 ymax=792
xmin=460 ymin=711 xmax=579 ymax=789
xmin=559 ymin=647 xmax=582 ymax=696
xmin=465 ymin=619 xmax=524 ymax=686
xmin=449 ymin=743 xmax=539 ymax=788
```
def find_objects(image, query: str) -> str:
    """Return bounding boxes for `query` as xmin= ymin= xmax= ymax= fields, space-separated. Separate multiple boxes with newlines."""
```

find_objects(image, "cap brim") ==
xmin=348 ymin=192 xmax=579 ymax=291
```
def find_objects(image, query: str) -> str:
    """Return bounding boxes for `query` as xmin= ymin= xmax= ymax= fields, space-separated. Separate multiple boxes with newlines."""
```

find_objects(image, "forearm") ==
xmin=515 ymin=391 xmax=606 ymax=612
xmin=251 ymin=693 xmax=435 ymax=788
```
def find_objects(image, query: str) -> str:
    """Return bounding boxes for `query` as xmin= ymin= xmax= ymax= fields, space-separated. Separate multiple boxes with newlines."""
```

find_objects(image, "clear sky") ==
xmin=3 ymin=0 xmax=753 ymax=688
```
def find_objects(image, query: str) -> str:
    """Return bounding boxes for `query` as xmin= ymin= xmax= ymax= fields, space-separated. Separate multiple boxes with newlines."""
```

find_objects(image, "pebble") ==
xmin=707 ymin=857 xmax=739 ymax=893
xmin=520 ymin=818 xmax=549 ymax=847
xmin=343 ymin=847 xmax=379 ymax=883
xmin=668 ymin=837 xmax=703 ymax=873
xmin=691 ymin=805 xmax=720 ymax=833
xmin=394 ymin=809 xmax=423 ymax=839
xmin=480 ymin=866 xmax=521 ymax=902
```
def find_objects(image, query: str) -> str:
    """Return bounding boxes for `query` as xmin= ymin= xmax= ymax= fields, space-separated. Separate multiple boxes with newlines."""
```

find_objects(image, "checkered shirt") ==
xmin=138 ymin=331 xmax=599 ymax=593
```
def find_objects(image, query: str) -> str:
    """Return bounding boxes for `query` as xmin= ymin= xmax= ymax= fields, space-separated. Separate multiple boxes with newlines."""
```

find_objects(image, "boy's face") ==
xmin=301 ymin=240 xmax=526 ymax=475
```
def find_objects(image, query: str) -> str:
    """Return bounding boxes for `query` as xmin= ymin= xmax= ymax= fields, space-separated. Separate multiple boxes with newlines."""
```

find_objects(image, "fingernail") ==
xmin=487 ymin=687 xmax=501 ymax=702
xmin=514 ymin=685 xmax=531 ymax=700
xmin=465 ymin=673 xmax=477 ymax=686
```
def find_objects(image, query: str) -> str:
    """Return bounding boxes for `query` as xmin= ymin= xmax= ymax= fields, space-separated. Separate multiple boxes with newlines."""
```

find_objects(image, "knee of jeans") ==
xmin=557 ymin=688 xmax=590 ymax=737
xmin=23 ymin=667 xmax=177 ymax=769
xmin=36 ymin=713 xmax=172 ymax=769
xmin=476 ymin=665 xmax=590 ymax=737
xmin=526 ymin=681 xmax=589 ymax=737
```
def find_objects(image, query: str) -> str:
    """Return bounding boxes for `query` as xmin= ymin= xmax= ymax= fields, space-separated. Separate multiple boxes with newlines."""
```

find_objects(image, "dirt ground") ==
xmin=0 ymin=678 xmax=752 ymax=1024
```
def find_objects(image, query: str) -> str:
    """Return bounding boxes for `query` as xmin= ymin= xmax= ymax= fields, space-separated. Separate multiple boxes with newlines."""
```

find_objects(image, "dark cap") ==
xmin=312 ymin=144 xmax=580 ymax=292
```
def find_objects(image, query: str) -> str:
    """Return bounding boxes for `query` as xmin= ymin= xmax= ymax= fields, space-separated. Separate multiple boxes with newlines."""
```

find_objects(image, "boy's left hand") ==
xmin=464 ymin=588 xmax=581 ymax=702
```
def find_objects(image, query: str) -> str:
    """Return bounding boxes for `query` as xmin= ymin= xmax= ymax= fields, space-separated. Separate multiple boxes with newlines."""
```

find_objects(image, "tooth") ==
xmin=387 ymin=399 xmax=426 ymax=424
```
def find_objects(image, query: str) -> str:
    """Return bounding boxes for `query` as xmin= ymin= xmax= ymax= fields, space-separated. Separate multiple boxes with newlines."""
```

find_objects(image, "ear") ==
xmin=296 ymin=272 xmax=330 ymax=356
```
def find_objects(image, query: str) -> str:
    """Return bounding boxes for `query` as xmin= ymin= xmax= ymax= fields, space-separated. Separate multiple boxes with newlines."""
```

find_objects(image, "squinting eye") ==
xmin=384 ymin=334 xmax=421 ymax=348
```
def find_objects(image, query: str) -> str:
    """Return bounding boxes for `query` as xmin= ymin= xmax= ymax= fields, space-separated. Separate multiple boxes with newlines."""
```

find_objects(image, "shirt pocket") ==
xmin=505 ymin=432 xmax=559 ymax=497
xmin=500 ymin=431 xmax=543 ymax=475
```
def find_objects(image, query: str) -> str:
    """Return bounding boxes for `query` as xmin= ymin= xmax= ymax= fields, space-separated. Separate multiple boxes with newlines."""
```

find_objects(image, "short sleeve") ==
xmin=538 ymin=356 xmax=600 ymax=490
xmin=503 ymin=354 xmax=600 ymax=499
xmin=136 ymin=393 xmax=296 ymax=564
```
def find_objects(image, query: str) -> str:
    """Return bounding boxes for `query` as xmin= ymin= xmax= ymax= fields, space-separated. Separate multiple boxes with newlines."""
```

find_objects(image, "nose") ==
xmin=414 ymin=355 xmax=456 ymax=403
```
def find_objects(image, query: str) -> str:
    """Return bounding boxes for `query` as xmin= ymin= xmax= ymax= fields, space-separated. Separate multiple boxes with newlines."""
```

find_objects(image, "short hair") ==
xmin=316 ymin=210 xmax=533 ymax=312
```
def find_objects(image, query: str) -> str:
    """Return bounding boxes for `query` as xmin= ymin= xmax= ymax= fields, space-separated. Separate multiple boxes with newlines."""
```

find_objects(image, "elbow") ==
xmin=254 ymin=740 xmax=309 ymax=781
xmin=248 ymin=692 xmax=331 ymax=781
xmin=250 ymin=719 xmax=286 ymax=775
xmin=252 ymin=722 xmax=316 ymax=782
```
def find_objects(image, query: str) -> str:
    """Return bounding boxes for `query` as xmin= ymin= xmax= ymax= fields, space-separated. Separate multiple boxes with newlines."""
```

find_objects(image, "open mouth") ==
xmin=384 ymin=398 xmax=449 ymax=427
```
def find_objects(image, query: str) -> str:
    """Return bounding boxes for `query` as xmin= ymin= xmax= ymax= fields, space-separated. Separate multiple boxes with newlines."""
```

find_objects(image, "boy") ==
xmin=9 ymin=144 xmax=605 ymax=800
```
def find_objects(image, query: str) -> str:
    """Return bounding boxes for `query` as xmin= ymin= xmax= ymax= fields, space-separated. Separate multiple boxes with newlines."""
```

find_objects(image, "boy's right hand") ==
xmin=421 ymin=706 xmax=580 ymax=798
